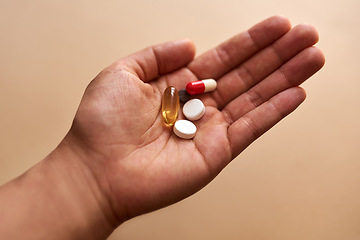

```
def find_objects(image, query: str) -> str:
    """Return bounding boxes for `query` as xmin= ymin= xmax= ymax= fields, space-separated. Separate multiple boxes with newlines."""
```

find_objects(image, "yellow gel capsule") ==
xmin=162 ymin=86 xmax=180 ymax=126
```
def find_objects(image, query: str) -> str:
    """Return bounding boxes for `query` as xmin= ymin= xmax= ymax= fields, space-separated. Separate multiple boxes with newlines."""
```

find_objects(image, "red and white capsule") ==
xmin=186 ymin=79 xmax=217 ymax=95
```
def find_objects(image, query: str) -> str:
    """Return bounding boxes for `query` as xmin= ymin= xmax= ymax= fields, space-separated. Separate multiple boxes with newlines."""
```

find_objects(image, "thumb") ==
xmin=111 ymin=39 xmax=196 ymax=82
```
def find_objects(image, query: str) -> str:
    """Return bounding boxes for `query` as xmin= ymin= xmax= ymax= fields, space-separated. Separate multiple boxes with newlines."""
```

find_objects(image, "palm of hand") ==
xmin=68 ymin=16 xmax=324 ymax=220
xmin=73 ymin=65 xmax=231 ymax=217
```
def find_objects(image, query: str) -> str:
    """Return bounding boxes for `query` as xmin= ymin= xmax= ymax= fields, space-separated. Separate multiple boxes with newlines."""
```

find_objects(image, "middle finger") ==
xmin=210 ymin=24 xmax=320 ymax=109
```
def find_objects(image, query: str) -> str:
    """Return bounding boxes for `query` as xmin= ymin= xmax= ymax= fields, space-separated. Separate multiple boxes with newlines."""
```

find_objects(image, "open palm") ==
xmin=68 ymin=16 xmax=324 ymax=221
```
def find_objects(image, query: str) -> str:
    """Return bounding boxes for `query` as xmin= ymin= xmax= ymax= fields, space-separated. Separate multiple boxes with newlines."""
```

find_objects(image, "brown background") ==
xmin=1 ymin=0 xmax=359 ymax=239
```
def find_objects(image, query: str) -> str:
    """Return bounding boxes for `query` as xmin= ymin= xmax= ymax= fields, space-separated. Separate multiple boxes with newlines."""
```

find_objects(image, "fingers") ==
xmin=222 ymin=46 xmax=325 ymax=122
xmin=187 ymin=16 xmax=292 ymax=79
xmin=213 ymin=24 xmax=320 ymax=108
xmin=226 ymin=87 xmax=306 ymax=158
xmin=110 ymin=39 xmax=196 ymax=82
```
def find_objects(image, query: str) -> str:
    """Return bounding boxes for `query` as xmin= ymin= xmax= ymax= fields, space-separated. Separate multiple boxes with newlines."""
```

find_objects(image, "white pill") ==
xmin=173 ymin=120 xmax=197 ymax=139
xmin=182 ymin=99 xmax=205 ymax=121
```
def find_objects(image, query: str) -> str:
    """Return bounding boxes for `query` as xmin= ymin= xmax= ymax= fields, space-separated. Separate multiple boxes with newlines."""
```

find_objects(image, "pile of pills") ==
xmin=161 ymin=79 xmax=217 ymax=139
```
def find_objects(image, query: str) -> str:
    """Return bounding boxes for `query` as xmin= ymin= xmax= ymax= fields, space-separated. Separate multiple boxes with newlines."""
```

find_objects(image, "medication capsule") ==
xmin=162 ymin=86 xmax=180 ymax=126
xmin=186 ymin=79 xmax=217 ymax=95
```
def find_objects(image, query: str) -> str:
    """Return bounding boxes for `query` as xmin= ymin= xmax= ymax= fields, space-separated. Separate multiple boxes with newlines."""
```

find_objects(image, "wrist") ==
xmin=0 ymin=133 xmax=120 ymax=240
xmin=41 ymin=134 xmax=121 ymax=238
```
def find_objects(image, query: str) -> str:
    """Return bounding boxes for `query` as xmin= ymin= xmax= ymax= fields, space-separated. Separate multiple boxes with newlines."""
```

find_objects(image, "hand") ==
xmin=64 ymin=16 xmax=324 ymax=225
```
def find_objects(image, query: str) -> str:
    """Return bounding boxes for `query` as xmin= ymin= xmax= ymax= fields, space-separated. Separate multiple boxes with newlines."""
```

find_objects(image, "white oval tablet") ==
xmin=173 ymin=120 xmax=197 ymax=139
xmin=182 ymin=99 xmax=205 ymax=121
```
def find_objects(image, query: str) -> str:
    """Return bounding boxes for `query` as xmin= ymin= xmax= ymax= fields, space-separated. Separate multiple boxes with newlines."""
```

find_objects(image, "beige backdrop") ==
xmin=1 ymin=0 xmax=359 ymax=239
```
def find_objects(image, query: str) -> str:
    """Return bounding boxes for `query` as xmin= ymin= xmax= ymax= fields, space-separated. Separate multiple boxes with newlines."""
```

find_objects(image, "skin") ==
xmin=0 ymin=16 xmax=325 ymax=239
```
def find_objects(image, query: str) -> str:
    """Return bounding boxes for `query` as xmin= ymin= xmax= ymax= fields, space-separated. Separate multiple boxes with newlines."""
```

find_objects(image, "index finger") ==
xmin=187 ymin=16 xmax=292 ymax=80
